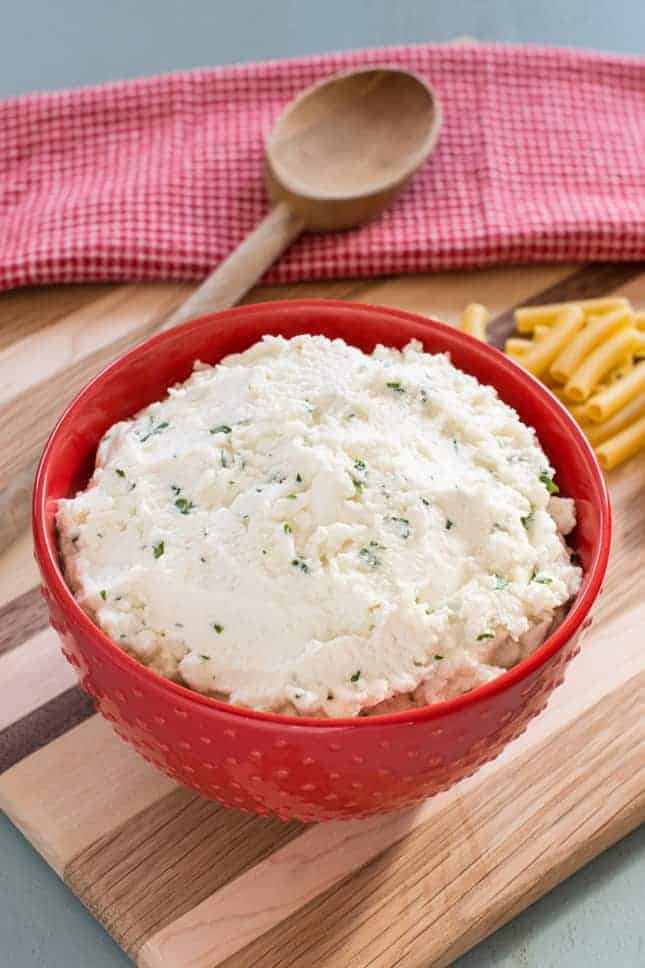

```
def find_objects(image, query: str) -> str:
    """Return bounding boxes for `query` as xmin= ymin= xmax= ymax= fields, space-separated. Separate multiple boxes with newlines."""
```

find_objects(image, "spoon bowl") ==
xmin=266 ymin=67 xmax=442 ymax=230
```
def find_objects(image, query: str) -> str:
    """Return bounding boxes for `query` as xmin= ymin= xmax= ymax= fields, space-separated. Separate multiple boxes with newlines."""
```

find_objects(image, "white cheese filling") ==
xmin=58 ymin=335 xmax=582 ymax=717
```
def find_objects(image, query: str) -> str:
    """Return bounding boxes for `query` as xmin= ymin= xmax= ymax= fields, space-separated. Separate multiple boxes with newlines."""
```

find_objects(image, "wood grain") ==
xmin=67 ymin=789 xmax=304 ymax=955
xmin=0 ymin=586 xmax=48 ymax=656
xmin=0 ymin=715 xmax=176 ymax=874
xmin=214 ymin=679 xmax=643 ymax=968
xmin=0 ymin=261 xmax=643 ymax=968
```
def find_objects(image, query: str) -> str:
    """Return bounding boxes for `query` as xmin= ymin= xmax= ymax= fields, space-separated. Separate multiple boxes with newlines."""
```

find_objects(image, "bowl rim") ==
xmin=33 ymin=298 xmax=612 ymax=730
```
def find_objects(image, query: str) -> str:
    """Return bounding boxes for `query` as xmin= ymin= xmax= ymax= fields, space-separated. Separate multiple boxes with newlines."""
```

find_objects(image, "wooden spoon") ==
xmin=161 ymin=66 xmax=442 ymax=328
xmin=1 ymin=67 xmax=441 ymax=553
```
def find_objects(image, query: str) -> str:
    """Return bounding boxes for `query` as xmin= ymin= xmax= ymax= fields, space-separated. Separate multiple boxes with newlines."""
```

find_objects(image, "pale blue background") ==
xmin=1 ymin=1 xmax=643 ymax=965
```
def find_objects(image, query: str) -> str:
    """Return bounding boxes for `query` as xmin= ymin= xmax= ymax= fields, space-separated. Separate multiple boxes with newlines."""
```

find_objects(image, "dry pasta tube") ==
xmin=606 ymin=354 xmax=634 ymax=385
xmin=585 ymin=361 xmax=645 ymax=423
xmin=549 ymin=307 xmax=633 ymax=384
xmin=584 ymin=393 xmax=645 ymax=446
xmin=520 ymin=306 xmax=584 ymax=378
xmin=460 ymin=303 xmax=490 ymax=341
xmin=595 ymin=413 xmax=645 ymax=470
xmin=514 ymin=297 xmax=629 ymax=333
xmin=564 ymin=329 xmax=645 ymax=402
xmin=505 ymin=337 xmax=532 ymax=356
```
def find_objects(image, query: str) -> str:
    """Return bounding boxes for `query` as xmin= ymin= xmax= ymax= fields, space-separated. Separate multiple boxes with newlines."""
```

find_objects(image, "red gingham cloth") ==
xmin=1 ymin=43 xmax=644 ymax=291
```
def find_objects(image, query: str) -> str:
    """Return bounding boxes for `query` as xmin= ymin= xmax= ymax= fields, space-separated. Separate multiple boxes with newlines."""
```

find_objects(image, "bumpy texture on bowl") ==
xmin=34 ymin=300 xmax=610 ymax=821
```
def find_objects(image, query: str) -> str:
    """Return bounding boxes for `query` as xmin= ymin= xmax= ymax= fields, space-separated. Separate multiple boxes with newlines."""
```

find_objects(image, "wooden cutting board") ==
xmin=0 ymin=261 xmax=644 ymax=968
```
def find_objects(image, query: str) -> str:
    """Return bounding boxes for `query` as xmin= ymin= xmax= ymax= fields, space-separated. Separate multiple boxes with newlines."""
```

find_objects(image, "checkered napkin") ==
xmin=1 ymin=43 xmax=643 ymax=291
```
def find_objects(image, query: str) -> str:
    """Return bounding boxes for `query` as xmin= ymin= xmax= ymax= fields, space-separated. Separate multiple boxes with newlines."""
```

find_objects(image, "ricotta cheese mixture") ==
xmin=58 ymin=335 xmax=582 ymax=717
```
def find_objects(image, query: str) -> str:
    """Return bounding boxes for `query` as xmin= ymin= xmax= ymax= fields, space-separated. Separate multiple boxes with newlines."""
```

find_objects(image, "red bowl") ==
xmin=33 ymin=300 xmax=611 ymax=821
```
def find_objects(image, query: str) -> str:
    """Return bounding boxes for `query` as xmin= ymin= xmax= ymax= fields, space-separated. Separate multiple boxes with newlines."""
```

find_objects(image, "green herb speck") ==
xmin=287 ymin=493 xmax=297 ymax=500
xmin=175 ymin=497 xmax=195 ymax=514
xmin=477 ymin=632 xmax=494 ymax=641
xmin=494 ymin=576 xmax=509 ymax=590
xmin=283 ymin=523 xmax=292 ymax=534
xmin=434 ymin=654 xmax=444 ymax=661
xmin=115 ymin=468 xmax=125 ymax=478
xmin=387 ymin=516 xmax=411 ymax=539
xmin=359 ymin=547 xmax=381 ymax=567
xmin=521 ymin=511 xmax=534 ymax=530
xmin=539 ymin=470 xmax=559 ymax=494
xmin=421 ymin=497 xmax=430 ymax=507
xmin=446 ymin=519 xmax=454 ymax=530
xmin=210 ymin=425 xmax=231 ymax=435
xmin=296 ymin=472 xmax=303 ymax=483
xmin=153 ymin=541 xmax=165 ymax=559
xmin=199 ymin=654 xmax=210 ymax=661
xmin=354 ymin=459 xmax=366 ymax=472
xmin=291 ymin=558 xmax=309 ymax=573
xmin=212 ymin=623 xmax=223 ymax=634
xmin=100 ymin=590 xmax=107 ymax=601
xmin=386 ymin=381 xmax=405 ymax=393
xmin=140 ymin=420 xmax=169 ymax=442
xmin=350 ymin=670 xmax=361 ymax=683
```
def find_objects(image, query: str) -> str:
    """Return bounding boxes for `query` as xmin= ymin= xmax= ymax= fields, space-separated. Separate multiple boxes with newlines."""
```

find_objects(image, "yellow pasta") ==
xmin=634 ymin=312 xmax=645 ymax=331
xmin=585 ymin=361 xmax=645 ymax=423
xmin=533 ymin=324 xmax=551 ymax=341
xmin=514 ymin=297 xmax=630 ymax=333
xmin=505 ymin=337 xmax=532 ymax=356
xmin=584 ymin=393 xmax=645 ymax=446
xmin=595 ymin=413 xmax=645 ymax=470
xmin=549 ymin=306 xmax=633 ymax=384
xmin=460 ymin=303 xmax=491 ymax=341
xmin=606 ymin=354 xmax=634 ymax=384
xmin=564 ymin=328 xmax=644 ymax=402
xmin=520 ymin=306 xmax=585 ymax=378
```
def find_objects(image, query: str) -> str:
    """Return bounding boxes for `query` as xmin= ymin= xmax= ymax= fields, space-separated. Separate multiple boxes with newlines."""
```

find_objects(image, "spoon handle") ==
xmin=160 ymin=201 xmax=305 ymax=331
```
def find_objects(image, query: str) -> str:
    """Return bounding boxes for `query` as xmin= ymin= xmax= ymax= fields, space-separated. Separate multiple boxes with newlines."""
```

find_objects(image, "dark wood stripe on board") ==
xmin=487 ymin=262 xmax=645 ymax=347
xmin=0 ymin=586 xmax=49 ymax=657
xmin=0 ymin=686 xmax=95 ymax=774
xmin=66 ymin=787 xmax=305 ymax=957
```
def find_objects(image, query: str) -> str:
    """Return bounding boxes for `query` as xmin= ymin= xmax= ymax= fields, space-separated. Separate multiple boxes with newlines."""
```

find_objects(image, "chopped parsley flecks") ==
xmin=531 ymin=569 xmax=553 ymax=585
xmin=352 ymin=477 xmax=364 ymax=494
xmin=153 ymin=541 xmax=165 ymax=559
xmin=446 ymin=519 xmax=454 ymax=531
xmin=477 ymin=632 xmax=494 ymax=641
xmin=419 ymin=389 xmax=428 ymax=404
xmin=175 ymin=497 xmax=195 ymax=514
xmin=359 ymin=546 xmax=381 ymax=567
xmin=345 ymin=412 xmax=357 ymax=421
xmin=199 ymin=654 xmax=210 ymax=661
xmin=521 ymin=511 xmax=534 ymax=530
xmin=539 ymin=470 xmax=560 ymax=494
xmin=283 ymin=522 xmax=292 ymax=534
xmin=387 ymin=516 xmax=411 ymax=539
xmin=212 ymin=623 xmax=223 ymax=634
xmin=350 ymin=670 xmax=361 ymax=683
xmin=494 ymin=576 xmax=510 ymax=590
xmin=291 ymin=558 xmax=309 ymax=573
xmin=210 ymin=425 xmax=232 ymax=435
xmin=420 ymin=497 xmax=430 ymax=507
xmin=139 ymin=420 xmax=169 ymax=442
xmin=286 ymin=493 xmax=297 ymax=500
xmin=200 ymin=555 xmax=207 ymax=563
xmin=115 ymin=468 xmax=125 ymax=478
xmin=354 ymin=459 xmax=366 ymax=472
xmin=296 ymin=472 xmax=303 ymax=483
xmin=99 ymin=590 xmax=107 ymax=601
xmin=386 ymin=380 xmax=405 ymax=393
xmin=171 ymin=484 xmax=181 ymax=495
xmin=434 ymin=654 xmax=444 ymax=661
xmin=452 ymin=438 xmax=459 ymax=452
xmin=220 ymin=450 xmax=229 ymax=468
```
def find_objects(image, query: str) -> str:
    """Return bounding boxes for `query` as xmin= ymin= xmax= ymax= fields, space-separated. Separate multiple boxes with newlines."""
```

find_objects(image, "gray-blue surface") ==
xmin=1 ymin=2 xmax=643 ymax=966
